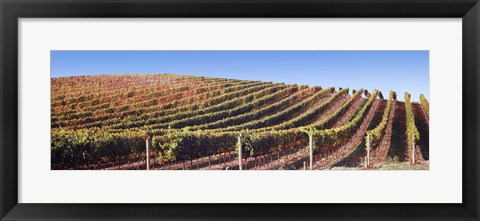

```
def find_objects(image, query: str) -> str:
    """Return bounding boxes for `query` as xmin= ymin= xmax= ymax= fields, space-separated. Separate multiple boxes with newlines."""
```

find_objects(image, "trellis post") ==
xmin=309 ymin=134 xmax=313 ymax=170
xmin=146 ymin=138 xmax=150 ymax=170
xmin=366 ymin=133 xmax=370 ymax=167
xmin=238 ymin=136 xmax=242 ymax=170
xmin=412 ymin=134 xmax=416 ymax=164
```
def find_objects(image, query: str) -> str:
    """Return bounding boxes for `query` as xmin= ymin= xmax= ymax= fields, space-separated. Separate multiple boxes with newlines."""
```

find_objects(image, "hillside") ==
xmin=51 ymin=74 xmax=429 ymax=170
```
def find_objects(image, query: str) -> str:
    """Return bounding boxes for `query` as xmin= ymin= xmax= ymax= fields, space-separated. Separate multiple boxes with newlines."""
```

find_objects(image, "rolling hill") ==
xmin=51 ymin=74 xmax=429 ymax=170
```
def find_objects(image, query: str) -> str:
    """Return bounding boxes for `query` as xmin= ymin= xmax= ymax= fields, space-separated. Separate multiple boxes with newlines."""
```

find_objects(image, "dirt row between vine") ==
xmin=412 ymin=103 xmax=429 ymax=160
xmin=369 ymin=101 xmax=396 ymax=168
xmin=306 ymin=94 xmax=350 ymax=125
xmin=313 ymin=99 xmax=380 ymax=169
xmin=331 ymin=96 xmax=365 ymax=128
xmin=257 ymin=96 xmax=368 ymax=170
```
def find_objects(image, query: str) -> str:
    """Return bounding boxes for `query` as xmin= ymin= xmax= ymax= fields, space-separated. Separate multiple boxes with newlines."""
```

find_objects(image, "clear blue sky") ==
xmin=51 ymin=50 xmax=429 ymax=101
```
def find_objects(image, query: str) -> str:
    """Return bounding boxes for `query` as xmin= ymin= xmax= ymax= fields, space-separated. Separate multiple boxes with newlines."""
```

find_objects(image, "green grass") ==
xmin=329 ymin=156 xmax=429 ymax=170
xmin=376 ymin=161 xmax=429 ymax=170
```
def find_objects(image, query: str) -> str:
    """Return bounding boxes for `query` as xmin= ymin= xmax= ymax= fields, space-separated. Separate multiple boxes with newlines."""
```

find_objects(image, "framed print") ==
xmin=1 ymin=0 xmax=479 ymax=220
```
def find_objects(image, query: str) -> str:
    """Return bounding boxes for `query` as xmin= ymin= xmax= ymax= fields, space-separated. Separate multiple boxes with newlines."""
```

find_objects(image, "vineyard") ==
xmin=51 ymin=74 xmax=429 ymax=170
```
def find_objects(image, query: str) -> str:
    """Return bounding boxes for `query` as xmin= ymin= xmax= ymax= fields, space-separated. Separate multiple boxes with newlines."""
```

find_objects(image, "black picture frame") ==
xmin=1 ymin=0 xmax=479 ymax=220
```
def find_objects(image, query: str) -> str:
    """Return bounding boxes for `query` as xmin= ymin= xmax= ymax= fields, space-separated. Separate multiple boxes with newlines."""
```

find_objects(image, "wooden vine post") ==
xmin=412 ymin=134 xmax=416 ymax=164
xmin=309 ymin=134 xmax=313 ymax=170
xmin=146 ymin=138 xmax=150 ymax=170
xmin=238 ymin=136 xmax=243 ymax=170
xmin=366 ymin=133 xmax=370 ymax=168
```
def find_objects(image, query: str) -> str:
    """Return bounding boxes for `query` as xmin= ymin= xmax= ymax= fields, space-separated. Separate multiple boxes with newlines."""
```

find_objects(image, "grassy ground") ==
xmin=330 ymin=157 xmax=429 ymax=170
xmin=375 ymin=160 xmax=429 ymax=170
